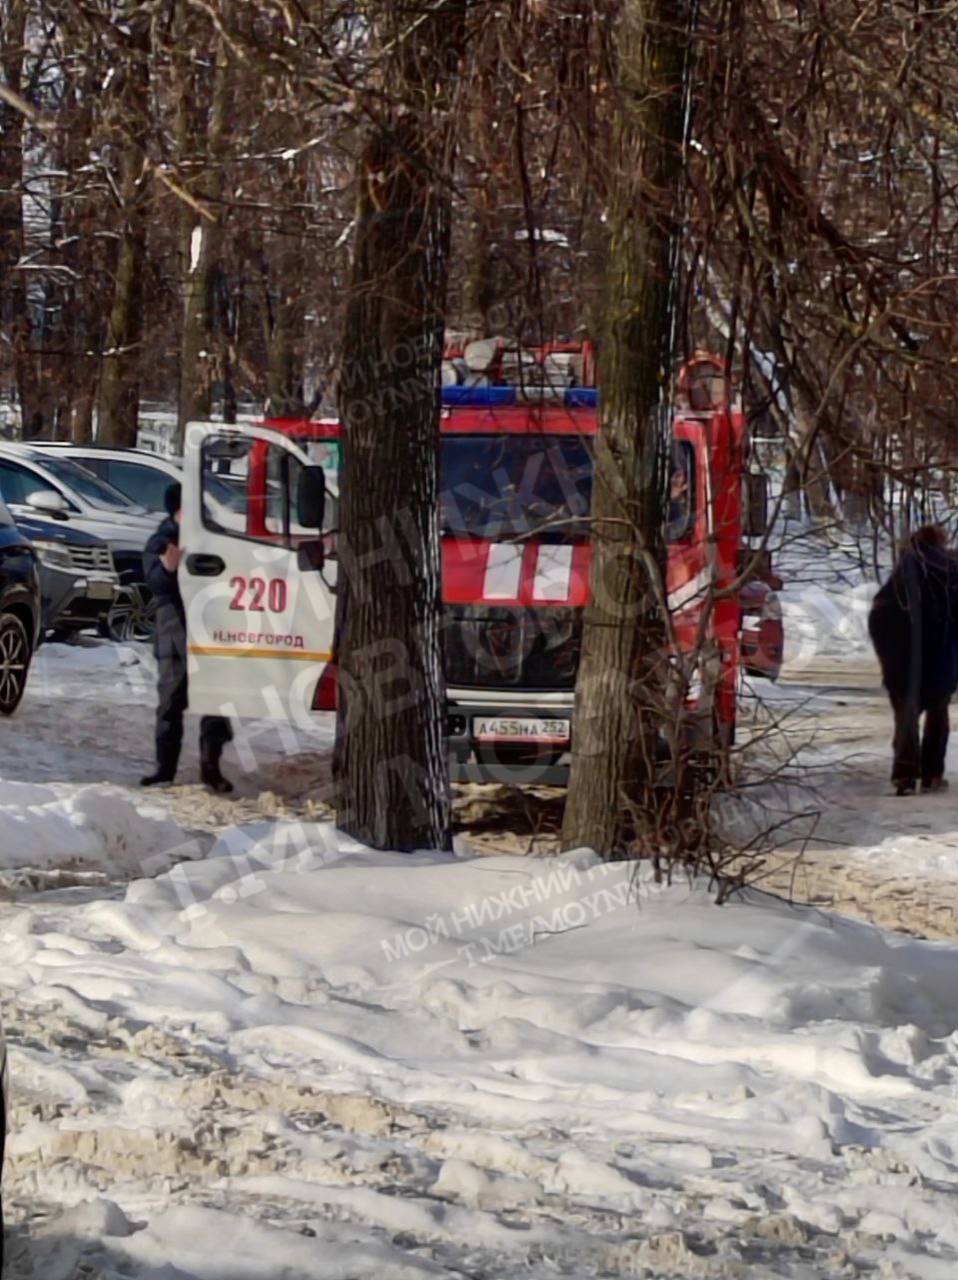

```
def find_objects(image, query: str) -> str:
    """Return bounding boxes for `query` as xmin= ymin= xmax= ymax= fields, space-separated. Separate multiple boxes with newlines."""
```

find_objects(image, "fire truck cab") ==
xmin=179 ymin=347 xmax=782 ymax=785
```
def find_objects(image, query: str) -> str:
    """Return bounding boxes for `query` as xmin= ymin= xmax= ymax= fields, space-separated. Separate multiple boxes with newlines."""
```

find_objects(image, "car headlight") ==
xmin=30 ymin=539 xmax=74 ymax=570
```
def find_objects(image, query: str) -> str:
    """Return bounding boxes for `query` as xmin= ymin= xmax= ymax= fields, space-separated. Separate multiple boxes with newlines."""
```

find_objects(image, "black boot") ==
xmin=200 ymin=741 xmax=233 ymax=794
xmin=140 ymin=771 xmax=176 ymax=788
xmin=141 ymin=748 xmax=178 ymax=788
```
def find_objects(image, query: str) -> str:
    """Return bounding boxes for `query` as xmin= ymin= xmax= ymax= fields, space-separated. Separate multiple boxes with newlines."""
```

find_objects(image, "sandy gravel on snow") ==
xmin=6 ymin=641 xmax=958 ymax=942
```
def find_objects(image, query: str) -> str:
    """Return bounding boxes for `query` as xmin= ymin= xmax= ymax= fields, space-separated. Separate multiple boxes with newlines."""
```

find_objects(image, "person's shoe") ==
xmin=922 ymin=777 xmax=949 ymax=793
xmin=200 ymin=741 xmax=234 ymax=795
xmin=201 ymin=762 xmax=234 ymax=794
xmin=140 ymin=772 xmax=175 ymax=788
xmin=895 ymin=780 xmax=917 ymax=796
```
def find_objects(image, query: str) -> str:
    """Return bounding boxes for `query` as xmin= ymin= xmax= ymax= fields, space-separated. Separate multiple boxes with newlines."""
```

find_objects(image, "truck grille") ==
xmin=67 ymin=544 xmax=115 ymax=575
xmin=443 ymin=605 xmax=581 ymax=690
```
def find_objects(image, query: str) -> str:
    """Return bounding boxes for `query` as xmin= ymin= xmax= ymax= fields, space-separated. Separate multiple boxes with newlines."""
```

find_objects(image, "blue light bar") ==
xmin=441 ymin=386 xmax=516 ymax=407
xmin=565 ymin=388 xmax=598 ymax=408
xmin=441 ymin=385 xmax=601 ymax=409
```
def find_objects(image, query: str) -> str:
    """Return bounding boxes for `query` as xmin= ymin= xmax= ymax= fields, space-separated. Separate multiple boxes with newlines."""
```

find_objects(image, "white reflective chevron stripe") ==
xmin=482 ymin=543 xmax=524 ymax=599
xmin=532 ymin=545 xmax=574 ymax=601
xmin=667 ymin=565 xmax=712 ymax=613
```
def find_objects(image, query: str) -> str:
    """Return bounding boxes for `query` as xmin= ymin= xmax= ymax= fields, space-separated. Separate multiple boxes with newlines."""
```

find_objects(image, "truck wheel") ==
xmin=107 ymin=582 xmax=156 ymax=644
xmin=0 ymin=612 xmax=32 ymax=715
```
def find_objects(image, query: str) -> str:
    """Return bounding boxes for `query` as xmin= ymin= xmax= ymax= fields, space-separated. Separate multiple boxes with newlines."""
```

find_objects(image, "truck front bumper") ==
xmin=447 ymin=690 xmax=574 ymax=787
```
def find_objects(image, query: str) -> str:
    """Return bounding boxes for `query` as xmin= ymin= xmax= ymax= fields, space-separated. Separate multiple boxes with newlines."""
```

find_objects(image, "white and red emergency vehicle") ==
xmin=179 ymin=347 xmax=782 ymax=785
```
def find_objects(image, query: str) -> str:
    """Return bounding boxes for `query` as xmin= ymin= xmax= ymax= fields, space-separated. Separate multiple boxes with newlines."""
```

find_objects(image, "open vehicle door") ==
xmin=179 ymin=421 xmax=336 ymax=722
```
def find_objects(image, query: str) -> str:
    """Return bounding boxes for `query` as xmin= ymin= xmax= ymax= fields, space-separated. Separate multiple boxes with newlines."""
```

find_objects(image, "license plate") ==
xmin=87 ymin=579 xmax=116 ymax=599
xmin=473 ymin=716 xmax=570 ymax=743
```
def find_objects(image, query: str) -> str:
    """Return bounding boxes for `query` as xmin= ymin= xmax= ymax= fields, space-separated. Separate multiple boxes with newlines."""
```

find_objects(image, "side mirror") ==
xmin=296 ymin=539 xmax=325 ymax=573
xmin=27 ymin=489 xmax=69 ymax=516
xmin=743 ymin=472 xmax=769 ymax=538
xmin=297 ymin=465 xmax=326 ymax=530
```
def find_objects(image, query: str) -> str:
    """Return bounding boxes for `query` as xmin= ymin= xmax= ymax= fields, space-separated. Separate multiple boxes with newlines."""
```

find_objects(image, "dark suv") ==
xmin=0 ymin=492 xmax=41 ymax=714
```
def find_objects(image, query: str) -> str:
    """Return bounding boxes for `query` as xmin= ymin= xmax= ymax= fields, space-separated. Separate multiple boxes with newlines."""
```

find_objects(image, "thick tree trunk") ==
xmin=333 ymin=0 xmax=464 ymax=852
xmin=97 ymin=10 xmax=151 ymax=447
xmin=561 ymin=0 xmax=692 ymax=856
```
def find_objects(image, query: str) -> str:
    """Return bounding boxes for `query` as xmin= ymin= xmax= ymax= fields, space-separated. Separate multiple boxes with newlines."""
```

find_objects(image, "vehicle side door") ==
xmin=179 ymin=422 xmax=336 ymax=723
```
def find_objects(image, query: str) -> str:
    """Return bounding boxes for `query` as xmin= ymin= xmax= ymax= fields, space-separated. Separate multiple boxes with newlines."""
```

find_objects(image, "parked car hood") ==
xmin=13 ymin=514 xmax=107 ymax=548
xmin=6 ymin=503 xmax=156 ymax=552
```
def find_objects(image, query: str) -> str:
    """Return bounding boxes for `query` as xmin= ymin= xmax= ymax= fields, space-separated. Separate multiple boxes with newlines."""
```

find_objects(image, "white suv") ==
xmin=30 ymin=444 xmax=182 ymax=513
xmin=30 ymin=443 xmax=248 ymax=521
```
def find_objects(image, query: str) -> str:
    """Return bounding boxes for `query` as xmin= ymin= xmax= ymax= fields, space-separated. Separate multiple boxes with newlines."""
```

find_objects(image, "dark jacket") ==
xmin=144 ymin=516 xmax=184 ymax=619
xmin=869 ymin=542 xmax=958 ymax=703
xmin=144 ymin=517 xmax=186 ymax=662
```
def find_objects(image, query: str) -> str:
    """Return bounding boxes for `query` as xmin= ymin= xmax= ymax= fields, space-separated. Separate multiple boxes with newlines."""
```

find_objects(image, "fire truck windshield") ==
xmin=440 ymin=434 xmax=592 ymax=540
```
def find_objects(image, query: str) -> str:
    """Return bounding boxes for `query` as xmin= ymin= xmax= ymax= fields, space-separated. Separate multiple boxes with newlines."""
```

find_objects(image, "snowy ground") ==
xmin=0 ymin=641 xmax=336 ymax=886
xmin=3 ymin=551 xmax=958 ymax=1277
xmin=5 ymin=839 xmax=958 ymax=1279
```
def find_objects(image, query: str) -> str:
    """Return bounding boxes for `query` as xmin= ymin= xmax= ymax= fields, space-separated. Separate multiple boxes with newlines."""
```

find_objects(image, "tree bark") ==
xmin=265 ymin=227 xmax=306 ymax=417
xmin=97 ymin=8 xmax=151 ymax=447
xmin=176 ymin=24 xmax=231 ymax=448
xmin=0 ymin=0 xmax=30 ymax=435
xmin=461 ymin=19 xmax=499 ymax=335
xmin=334 ymin=0 xmax=465 ymax=852
xmin=261 ymin=152 xmax=308 ymax=419
xmin=561 ymin=0 xmax=692 ymax=856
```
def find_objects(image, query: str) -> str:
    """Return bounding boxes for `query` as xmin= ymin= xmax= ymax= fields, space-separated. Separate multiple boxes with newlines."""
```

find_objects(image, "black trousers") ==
xmin=155 ymin=604 xmax=232 ymax=778
xmin=889 ymin=691 xmax=950 ymax=787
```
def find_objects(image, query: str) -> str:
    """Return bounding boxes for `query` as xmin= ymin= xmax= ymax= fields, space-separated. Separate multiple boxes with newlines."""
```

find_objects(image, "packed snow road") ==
xmin=754 ymin=657 xmax=958 ymax=939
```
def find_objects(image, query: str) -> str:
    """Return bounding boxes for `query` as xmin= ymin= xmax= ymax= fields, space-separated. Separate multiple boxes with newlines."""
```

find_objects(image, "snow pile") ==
xmin=4 ymin=826 xmax=958 ymax=1276
xmin=0 ymin=779 xmax=185 ymax=873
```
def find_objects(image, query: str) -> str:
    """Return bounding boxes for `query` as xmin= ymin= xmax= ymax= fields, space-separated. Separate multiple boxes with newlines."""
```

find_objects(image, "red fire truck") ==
xmin=179 ymin=348 xmax=782 ymax=785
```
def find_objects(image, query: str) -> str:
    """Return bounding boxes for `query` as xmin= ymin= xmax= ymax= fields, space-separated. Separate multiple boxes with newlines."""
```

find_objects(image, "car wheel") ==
xmin=108 ymin=582 xmax=156 ymax=644
xmin=0 ymin=611 xmax=32 ymax=715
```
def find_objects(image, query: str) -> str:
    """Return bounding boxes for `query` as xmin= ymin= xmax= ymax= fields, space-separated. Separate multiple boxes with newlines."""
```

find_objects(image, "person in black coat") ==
xmin=868 ymin=524 xmax=958 ymax=795
xmin=141 ymin=482 xmax=233 ymax=792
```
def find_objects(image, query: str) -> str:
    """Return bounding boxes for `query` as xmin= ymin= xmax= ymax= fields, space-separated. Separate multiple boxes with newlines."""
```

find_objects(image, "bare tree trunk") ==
xmin=0 ymin=0 xmax=30 ymax=435
xmin=264 ymin=157 xmax=307 ymax=418
xmin=265 ymin=231 xmax=305 ymax=417
xmin=789 ymin=384 xmax=836 ymax=524
xmin=334 ymin=0 xmax=465 ymax=852
xmin=461 ymin=21 xmax=498 ymax=335
xmin=561 ymin=0 xmax=692 ymax=855
xmin=97 ymin=8 xmax=151 ymax=446
xmin=176 ymin=16 xmax=231 ymax=446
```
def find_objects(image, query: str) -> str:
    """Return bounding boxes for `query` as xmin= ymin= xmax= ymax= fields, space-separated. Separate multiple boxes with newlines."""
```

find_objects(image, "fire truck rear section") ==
xmin=179 ymin=345 xmax=783 ymax=787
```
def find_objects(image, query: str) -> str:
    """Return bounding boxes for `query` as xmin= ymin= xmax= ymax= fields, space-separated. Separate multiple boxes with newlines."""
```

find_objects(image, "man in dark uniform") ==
xmin=869 ymin=524 xmax=958 ymax=796
xmin=141 ymin=482 xmax=233 ymax=792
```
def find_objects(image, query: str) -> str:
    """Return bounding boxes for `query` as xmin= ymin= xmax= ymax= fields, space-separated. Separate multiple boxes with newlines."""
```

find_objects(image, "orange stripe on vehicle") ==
xmin=188 ymin=645 xmax=333 ymax=662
